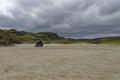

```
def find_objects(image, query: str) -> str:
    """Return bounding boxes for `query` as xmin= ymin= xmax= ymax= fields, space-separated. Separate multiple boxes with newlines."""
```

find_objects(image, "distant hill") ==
xmin=92 ymin=36 xmax=120 ymax=44
xmin=0 ymin=29 xmax=120 ymax=45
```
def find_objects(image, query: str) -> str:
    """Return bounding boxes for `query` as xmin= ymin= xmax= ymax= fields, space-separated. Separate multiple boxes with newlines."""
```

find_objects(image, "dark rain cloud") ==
xmin=0 ymin=0 xmax=120 ymax=38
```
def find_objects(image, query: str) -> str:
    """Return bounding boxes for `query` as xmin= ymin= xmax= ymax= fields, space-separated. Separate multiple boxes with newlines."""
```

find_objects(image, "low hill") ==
xmin=0 ymin=29 xmax=64 ymax=45
xmin=0 ymin=29 xmax=120 ymax=45
xmin=94 ymin=37 xmax=120 ymax=44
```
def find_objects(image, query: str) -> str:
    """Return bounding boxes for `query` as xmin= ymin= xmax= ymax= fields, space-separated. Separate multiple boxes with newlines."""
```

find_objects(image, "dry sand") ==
xmin=0 ymin=44 xmax=120 ymax=80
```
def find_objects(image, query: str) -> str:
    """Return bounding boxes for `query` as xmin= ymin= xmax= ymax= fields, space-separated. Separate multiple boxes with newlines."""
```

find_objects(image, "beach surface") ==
xmin=0 ymin=44 xmax=120 ymax=80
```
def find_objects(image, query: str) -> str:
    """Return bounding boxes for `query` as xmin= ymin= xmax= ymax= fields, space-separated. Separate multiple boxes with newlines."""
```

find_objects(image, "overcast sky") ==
xmin=0 ymin=0 xmax=120 ymax=38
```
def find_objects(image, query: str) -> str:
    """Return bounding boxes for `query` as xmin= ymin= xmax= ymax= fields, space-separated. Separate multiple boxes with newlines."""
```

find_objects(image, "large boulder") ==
xmin=35 ymin=40 xmax=43 ymax=47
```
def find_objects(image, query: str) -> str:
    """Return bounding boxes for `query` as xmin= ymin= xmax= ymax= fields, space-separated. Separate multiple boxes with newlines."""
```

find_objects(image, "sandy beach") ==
xmin=0 ymin=44 xmax=120 ymax=80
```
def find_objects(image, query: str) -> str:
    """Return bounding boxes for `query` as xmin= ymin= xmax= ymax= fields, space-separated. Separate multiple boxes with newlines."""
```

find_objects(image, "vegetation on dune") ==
xmin=0 ymin=29 xmax=21 ymax=46
xmin=98 ymin=37 xmax=120 ymax=44
xmin=36 ymin=32 xmax=64 ymax=41
xmin=0 ymin=29 xmax=65 ymax=45
xmin=0 ymin=29 xmax=120 ymax=46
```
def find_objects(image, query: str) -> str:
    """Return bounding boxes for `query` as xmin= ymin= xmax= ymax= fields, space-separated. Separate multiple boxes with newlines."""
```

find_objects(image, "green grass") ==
xmin=100 ymin=39 xmax=120 ymax=44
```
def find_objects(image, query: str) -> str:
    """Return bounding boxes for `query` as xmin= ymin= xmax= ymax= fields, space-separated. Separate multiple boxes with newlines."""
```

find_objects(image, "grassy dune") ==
xmin=0 ymin=44 xmax=120 ymax=80
xmin=100 ymin=39 xmax=120 ymax=44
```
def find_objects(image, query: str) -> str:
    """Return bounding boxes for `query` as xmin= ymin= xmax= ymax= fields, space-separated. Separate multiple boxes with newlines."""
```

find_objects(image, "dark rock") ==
xmin=35 ymin=40 xmax=43 ymax=47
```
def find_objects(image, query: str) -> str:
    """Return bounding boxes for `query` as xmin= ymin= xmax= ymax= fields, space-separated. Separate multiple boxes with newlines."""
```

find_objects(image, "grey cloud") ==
xmin=0 ymin=0 xmax=120 ymax=38
xmin=99 ymin=0 xmax=120 ymax=16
